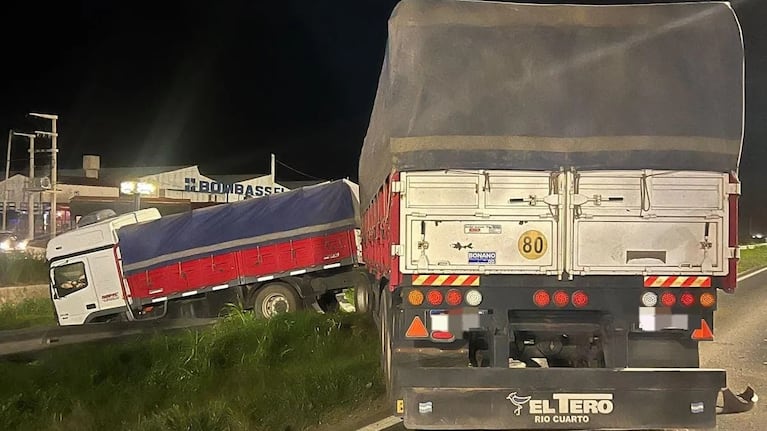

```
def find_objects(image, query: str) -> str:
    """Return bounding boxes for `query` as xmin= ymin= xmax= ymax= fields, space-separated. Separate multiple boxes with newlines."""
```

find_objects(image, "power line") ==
xmin=275 ymin=159 xmax=325 ymax=181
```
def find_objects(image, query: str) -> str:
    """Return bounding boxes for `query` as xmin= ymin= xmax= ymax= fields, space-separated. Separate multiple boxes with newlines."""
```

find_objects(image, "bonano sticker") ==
xmin=468 ymin=252 xmax=496 ymax=264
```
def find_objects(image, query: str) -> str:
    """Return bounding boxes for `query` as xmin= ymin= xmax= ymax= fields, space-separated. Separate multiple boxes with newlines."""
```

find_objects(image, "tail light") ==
xmin=408 ymin=289 xmax=424 ymax=306
xmin=571 ymin=290 xmax=589 ymax=308
xmin=427 ymin=290 xmax=443 ymax=306
xmin=700 ymin=292 xmax=716 ymax=308
xmin=660 ymin=292 xmax=676 ymax=307
xmin=641 ymin=291 xmax=658 ymax=307
xmin=680 ymin=293 xmax=695 ymax=307
xmin=553 ymin=290 xmax=569 ymax=308
xmin=533 ymin=290 xmax=550 ymax=307
xmin=446 ymin=289 xmax=463 ymax=306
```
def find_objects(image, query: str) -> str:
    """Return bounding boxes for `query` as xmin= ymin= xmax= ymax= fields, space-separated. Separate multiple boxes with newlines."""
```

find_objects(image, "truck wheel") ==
xmin=251 ymin=283 xmax=302 ymax=319
xmin=354 ymin=277 xmax=372 ymax=315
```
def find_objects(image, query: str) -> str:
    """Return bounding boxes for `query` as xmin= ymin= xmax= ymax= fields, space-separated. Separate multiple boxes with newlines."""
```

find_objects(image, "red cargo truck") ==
xmin=358 ymin=1 xmax=755 ymax=429
xmin=46 ymin=180 xmax=371 ymax=325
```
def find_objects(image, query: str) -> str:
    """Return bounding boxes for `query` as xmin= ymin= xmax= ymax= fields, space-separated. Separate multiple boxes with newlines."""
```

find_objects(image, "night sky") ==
xmin=0 ymin=1 xmax=765 ymax=223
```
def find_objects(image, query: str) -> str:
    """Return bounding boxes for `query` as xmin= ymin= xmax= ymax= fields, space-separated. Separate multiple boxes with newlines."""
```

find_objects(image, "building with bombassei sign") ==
xmin=0 ymin=154 xmax=323 ymax=237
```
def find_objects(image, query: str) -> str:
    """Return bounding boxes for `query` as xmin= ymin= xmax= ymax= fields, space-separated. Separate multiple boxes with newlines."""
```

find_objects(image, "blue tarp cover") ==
xmin=119 ymin=180 xmax=358 ymax=274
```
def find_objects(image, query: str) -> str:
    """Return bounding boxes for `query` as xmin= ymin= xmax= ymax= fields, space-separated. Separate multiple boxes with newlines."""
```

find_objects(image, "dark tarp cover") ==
xmin=359 ymin=0 xmax=744 ymax=205
xmin=119 ymin=180 xmax=359 ymax=274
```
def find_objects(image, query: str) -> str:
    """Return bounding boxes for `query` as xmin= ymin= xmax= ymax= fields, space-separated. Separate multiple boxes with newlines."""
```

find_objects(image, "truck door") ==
xmin=567 ymin=170 xmax=729 ymax=276
xmin=50 ymin=259 xmax=100 ymax=325
xmin=399 ymin=169 xmax=729 ymax=278
xmin=401 ymin=171 xmax=560 ymax=275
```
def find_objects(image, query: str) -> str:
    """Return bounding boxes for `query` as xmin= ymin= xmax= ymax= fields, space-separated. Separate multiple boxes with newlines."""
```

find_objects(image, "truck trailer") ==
xmin=46 ymin=180 xmax=371 ymax=325
xmin=358 ymin=1 xmax=755 ymax=429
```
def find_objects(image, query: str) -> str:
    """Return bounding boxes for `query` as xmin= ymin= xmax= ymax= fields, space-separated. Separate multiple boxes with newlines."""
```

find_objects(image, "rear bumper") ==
xmin=397 ymin=367 xmax=725 ymax=430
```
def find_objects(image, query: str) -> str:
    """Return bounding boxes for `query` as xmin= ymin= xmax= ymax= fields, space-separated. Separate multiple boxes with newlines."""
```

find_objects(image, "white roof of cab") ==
xmin=46 ymin=209 xmax=161 ymax=261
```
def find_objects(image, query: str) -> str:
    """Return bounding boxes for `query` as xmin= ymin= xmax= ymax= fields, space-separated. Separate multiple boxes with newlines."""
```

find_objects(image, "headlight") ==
xmin=0 ymin=240 xmax=11 ymax=251
xmin=15 ymin=240 xmax=28 ymax=251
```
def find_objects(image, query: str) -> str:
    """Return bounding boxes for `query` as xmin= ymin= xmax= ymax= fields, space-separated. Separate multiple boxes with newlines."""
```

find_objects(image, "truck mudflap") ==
xmin=720 ymin=386 xmax=757 ymax=414
xmin=396 ymin=367 xmax=743 ymax=430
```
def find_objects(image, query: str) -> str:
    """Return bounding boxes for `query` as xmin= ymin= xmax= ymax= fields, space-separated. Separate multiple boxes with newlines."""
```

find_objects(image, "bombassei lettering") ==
xmin=184 ymin=177 xmax=287 ymax=196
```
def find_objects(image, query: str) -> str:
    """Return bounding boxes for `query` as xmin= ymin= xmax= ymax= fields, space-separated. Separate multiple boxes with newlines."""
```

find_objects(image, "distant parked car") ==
xmin=0 ymin=231 xmax=27 ymax=253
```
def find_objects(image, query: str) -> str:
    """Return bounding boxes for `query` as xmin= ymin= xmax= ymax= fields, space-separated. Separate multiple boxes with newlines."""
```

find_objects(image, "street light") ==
xmin=29 ymin=112 xmax=58 ymax=237
xmin=12 ymin=132 xmax=36 ymax=240
xmin=120 ymin=181 xmax=156 ymax=210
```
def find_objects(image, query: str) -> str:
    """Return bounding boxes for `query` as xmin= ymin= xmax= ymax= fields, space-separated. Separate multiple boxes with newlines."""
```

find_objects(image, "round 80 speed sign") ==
xmin=518 ymin=230 xmax=547 ymax=260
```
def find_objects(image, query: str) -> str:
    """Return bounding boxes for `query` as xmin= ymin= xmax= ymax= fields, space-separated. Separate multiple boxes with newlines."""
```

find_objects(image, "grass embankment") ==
xmin=737 ymin=246 xmax=767 ymax=274
xmin=0 ymin=297 xmax=54 ymax=330
xmin=0 ymin=253 xmax=48 ymax=287
xmin=0 ymin=311 xmax=382 ymax=431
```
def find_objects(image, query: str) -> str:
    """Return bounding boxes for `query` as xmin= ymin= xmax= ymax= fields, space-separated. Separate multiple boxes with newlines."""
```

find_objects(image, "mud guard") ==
xmin=719 ymin=386 xmax=757 ymax=414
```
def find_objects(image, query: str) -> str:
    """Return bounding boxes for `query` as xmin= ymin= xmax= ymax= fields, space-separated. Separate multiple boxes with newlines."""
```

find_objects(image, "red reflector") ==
xmin=660 ymin=292 xmax=676 ymax=307
xmin=533 ymin=290 xmax=550 ymax=307
xmin=680 ymin=293 xmax=695 ymax=307
xmin=431 ymin=330 xmax=454 ymax=340
xmin=427 ymin=290 xmax=443 ymax=306
xmin=405 ymin=316 xmax=429 ymax=338
xmin=572 ymin=290 xmax=588 ymax=308
xmin=446 ymin=289 xmax=462 ymax=306
xmin=691 ymin=319 xmax=714 ymax=340
xmin=553 ymin=290 xmax=569 ymax=308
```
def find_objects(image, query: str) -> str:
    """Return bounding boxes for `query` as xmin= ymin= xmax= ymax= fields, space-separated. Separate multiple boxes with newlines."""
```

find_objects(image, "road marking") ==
xmin=356 ymin=416 xmax=402 ymax=431
xmin=737 ymin=266 xmax=767 ymax=283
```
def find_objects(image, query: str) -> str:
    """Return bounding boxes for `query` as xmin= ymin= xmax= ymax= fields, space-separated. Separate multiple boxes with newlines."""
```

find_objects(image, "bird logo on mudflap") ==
xmin=507 ymin=392 xmax=532 ymax=416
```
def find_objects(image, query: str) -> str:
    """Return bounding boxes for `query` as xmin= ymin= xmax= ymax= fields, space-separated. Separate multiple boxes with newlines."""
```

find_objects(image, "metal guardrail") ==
xmin=0 ymin=317 xmax=217 ymax=357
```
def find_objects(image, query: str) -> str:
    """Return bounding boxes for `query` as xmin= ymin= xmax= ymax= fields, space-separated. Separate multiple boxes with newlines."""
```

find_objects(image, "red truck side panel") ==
xmin=362 ymin=171 xmax=401 ymax=290
xmin=125 ymin=229 xmax=357 ymax=301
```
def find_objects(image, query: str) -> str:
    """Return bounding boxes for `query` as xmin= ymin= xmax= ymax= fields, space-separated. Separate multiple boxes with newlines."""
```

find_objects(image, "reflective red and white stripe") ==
xmin=643 ymin=276 xmax=711 ymax=288
xmin=412 ymin=274 xmax=480 ymax=286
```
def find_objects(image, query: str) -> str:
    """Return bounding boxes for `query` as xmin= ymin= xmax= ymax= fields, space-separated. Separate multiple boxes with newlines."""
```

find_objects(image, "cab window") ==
xmin=53 ymin=262 xmax=89 ymax=298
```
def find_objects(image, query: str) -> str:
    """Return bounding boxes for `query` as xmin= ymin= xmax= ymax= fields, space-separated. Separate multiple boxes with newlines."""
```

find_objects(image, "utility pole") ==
xmin=2 ymin=130 xmax=11 ymax=231
xmin=13 ymin=132 xmax=36 ymax=240
xmin=30 ymin=112 xmax=58 ymax=237
xmin=271 ymin=153 xmax=276 ymax=186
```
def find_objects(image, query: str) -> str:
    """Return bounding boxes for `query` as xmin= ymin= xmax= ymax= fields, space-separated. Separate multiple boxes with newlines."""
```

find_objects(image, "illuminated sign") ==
xmin=183 ymin=178 xmax=287 ymax=197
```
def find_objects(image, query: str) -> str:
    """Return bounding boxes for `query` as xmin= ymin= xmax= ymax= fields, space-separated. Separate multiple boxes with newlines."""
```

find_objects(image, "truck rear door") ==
xmin=401 ymin=171 xmax=559 ymax=275
xmin=399 ymin=170 xmax=729 ymax=278
xmin=569 ymin=170 xmax=729 ymax=276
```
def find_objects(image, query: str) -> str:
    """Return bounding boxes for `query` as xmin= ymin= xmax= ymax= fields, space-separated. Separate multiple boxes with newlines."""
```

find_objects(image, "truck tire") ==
xmin=251 ymin=282 xmax=302 ymax=319
xmin=354 ymin=275 xmax=373 ymax=315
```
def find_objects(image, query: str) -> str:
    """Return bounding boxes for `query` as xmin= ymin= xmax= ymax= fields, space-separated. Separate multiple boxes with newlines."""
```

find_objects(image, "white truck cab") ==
xmin=46 ymin=209 xmax=161 ymax=325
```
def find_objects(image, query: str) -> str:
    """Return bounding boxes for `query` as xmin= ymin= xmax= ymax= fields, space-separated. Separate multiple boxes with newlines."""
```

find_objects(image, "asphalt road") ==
xmin=701 ymin=268 xmax=767 ymax=431
xmin=366 ymin=269 xmax=767 ymax=431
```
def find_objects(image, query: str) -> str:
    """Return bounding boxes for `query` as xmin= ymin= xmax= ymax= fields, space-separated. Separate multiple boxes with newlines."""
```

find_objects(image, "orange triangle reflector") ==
xmin=691 ymin=319 xmax=714 ymax=340
xmin=405 ymin=316 xmax=429 ymax=338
